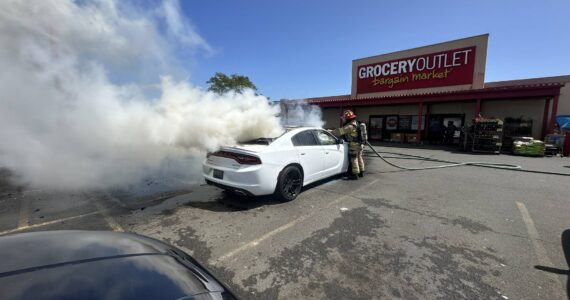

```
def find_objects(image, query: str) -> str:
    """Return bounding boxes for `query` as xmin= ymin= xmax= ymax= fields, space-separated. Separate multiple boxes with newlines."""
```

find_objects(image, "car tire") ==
xmin=275 ymin=166 xmax=303 ymax=202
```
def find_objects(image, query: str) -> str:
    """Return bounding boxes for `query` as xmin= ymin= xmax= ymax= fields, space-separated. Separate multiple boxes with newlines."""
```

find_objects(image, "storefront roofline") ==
xmin=305 ymin=82 xmax=565 ymax=108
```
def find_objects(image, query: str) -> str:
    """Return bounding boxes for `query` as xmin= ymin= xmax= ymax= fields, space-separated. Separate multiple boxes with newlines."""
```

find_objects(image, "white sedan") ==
xmin=203 ymin=127 xmax=349 ymax=201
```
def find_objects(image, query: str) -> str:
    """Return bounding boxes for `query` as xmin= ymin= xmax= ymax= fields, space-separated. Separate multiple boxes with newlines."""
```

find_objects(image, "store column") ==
xmin=548 ymin=94 xmax=559 ymax=133
xmin=424 ymin=104 xmax=430 ymax=138
xmin=417 ymin=102 xmax=424 ymax=143
xmin=541 ymin=98 xmax=551 ymax=137
xmin=475 ymin=98 xmax=481 ymax=116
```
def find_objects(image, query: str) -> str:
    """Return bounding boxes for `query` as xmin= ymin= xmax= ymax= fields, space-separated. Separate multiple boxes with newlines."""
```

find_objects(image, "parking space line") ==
xmin=0 ymin=211 xmax=101 ymax=236
xmin=516 ymin=201 xmax=563 ymax=288
xmin=81 ymin=192 xmax=125 ymax=232
xmin=216 ymin=214 xmax=307 ymax=262
xmin=17 ymin=195 xmax=30 ymax=229
xmin=215 ymin=178 xmax=380 ymax=263
xmin=516 ymin=201 xmax=554 ymax=267
xmin=93 ymin=200 xmax=124 ymax=232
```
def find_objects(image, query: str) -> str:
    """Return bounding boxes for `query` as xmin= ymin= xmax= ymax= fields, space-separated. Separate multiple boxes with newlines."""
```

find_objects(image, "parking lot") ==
xmin=1 ymin=146 xmax=569 ymax=299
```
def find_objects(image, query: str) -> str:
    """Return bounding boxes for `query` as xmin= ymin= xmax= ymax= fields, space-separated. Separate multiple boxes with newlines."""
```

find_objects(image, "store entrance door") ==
xmin=428 ymin=114 xmax=465 ymax=145
xmin=369 ymin=116 xmax=384 ymax=141
xmin=369 ymin=115 xmax=400 ymax=141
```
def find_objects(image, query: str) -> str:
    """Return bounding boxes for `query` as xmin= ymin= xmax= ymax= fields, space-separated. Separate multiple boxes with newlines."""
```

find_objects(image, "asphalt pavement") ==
xmin=0 ymin=146 xmax=569 ymax=299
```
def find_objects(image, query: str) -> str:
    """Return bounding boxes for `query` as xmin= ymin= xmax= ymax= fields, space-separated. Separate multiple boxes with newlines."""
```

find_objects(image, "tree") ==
xmin=206 ymin=72 xmax=257 ymax=94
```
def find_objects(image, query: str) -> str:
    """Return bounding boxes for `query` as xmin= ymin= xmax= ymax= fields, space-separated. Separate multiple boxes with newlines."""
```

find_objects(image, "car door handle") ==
xmin=300 ymin=153 xmax=306 ymax=155
xmin=325 ymin=151 xmax=329 ymax=154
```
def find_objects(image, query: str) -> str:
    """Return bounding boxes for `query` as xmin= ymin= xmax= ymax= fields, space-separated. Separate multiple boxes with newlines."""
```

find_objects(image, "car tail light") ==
xmin=209 ymin=151 xmax=261 ymax=165
xmin=233 ymin=154 xmax=262 ymax=165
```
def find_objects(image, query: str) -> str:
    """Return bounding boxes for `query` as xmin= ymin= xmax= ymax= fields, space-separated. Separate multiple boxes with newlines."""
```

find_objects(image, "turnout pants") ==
xmin=349 ymin=143 xmax=365 ymax=174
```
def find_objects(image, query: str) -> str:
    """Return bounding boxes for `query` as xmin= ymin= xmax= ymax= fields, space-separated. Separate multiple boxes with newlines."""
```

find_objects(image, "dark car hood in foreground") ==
xmin=0 ymin=231 xmax=235 ymax=300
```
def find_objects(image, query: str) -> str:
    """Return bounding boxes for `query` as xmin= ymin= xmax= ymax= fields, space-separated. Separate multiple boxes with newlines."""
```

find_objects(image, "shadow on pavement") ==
xmin=534 ymin=229 xmax=570 ymax=299
xmin=301 ymin=174 xmax=345 ymax=191
xmin=205 ymin=191 xmax=282 ymax=211
xmin=185 ymin=175 xmax=345 ymax=212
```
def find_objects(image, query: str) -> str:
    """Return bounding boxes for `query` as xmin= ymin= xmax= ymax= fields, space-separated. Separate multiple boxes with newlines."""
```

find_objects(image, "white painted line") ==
xmin=216 ymin=212 xmax=308 ymax=262
xmin=93 ymin=200 xmax=124 ymax=232
xmin=17 ymin=195 xmax=30 ymax=229
xmin=215 ymin=178 xmax=380 ymax=263
xmin=516 ymin=202 xmax=553 ymax=267
xmin=516 ymin=201 xmax=563 ymax=287
xmin=82 ymin=192 xmax=125 ymax=232
xmin=0 ymin=211 xmax=101 ymax=236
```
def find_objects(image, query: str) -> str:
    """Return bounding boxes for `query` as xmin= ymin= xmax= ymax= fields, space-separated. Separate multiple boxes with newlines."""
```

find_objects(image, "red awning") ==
xmin=305 ymin=82 xmax=564 ymax=107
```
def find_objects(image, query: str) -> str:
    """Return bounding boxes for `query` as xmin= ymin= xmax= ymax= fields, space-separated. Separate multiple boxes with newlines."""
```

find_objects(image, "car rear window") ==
xmin=292 ymin=130 xmax=319 ymax=146
xmin=240 ymin=128 xmax=295 ymax=145
xmin=241 ymin=138 xmax=275 ymax=145
xmin=315 ymin=130 xmax=337 ymax=145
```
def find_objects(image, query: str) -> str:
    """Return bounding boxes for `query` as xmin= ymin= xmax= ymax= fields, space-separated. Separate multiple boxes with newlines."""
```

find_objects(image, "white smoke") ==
xmin=280 ymin=101 xmax=325 ymax=128
xmin=0 ymin=0 xmax=283 ymax=189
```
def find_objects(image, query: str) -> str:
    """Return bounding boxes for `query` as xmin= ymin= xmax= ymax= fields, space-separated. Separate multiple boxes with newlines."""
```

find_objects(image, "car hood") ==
xmin=0 ymin=231 xmax=235 ymax=300
xmin=0 ymin=231 xmax=169 ymax=273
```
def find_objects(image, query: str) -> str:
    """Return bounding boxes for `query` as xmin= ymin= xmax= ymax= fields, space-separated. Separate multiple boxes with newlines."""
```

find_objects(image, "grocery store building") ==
xmin=299 ymin=34 xmax=569 ymax=143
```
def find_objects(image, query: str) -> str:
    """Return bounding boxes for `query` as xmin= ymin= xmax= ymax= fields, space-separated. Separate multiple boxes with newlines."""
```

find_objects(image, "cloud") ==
xmin=160 ymin=0 xmax=213 ymax=54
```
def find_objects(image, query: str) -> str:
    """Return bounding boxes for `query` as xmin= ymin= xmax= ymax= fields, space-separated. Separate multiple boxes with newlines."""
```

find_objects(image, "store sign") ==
xmin=356 ymin=47 xmax=476 ymax=94
xmin=386 ymin=116 xmax=398 ymax=130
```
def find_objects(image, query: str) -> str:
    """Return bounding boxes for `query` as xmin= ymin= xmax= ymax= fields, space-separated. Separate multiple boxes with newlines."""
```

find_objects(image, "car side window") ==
xmin=292 ymin=130 xmax=319 ymax=146
xmin=316 ymin=130 xmax=337 ymax=145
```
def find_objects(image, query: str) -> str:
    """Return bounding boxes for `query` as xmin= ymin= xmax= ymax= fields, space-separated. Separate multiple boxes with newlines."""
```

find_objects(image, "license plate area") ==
xmin=213 ymin=169 xmax=224 ymax=179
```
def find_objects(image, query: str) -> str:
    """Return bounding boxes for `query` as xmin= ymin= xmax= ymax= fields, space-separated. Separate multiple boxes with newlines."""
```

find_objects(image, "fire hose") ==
xmin=364 ymin=141 xmax=570 ymax=176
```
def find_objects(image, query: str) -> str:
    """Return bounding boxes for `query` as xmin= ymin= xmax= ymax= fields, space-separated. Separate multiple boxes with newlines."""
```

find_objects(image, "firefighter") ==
xmin=330 ymin=110 xmax=365 ymax=180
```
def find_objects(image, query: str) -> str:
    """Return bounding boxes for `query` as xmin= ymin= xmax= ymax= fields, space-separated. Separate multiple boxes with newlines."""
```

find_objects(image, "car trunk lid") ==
xmin=206 ymin=146 xmax=264 ymax=169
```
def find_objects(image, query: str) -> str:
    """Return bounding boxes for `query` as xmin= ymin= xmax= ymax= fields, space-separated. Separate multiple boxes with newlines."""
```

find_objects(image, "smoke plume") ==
xmin=0 ymin=0 xmax=284 ymax=189
xmin=280 ymin=101 xmax=325 ymax=128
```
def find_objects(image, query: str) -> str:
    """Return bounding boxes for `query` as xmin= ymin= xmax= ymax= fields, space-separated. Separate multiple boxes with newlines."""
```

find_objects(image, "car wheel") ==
xmin=275 ymin=166 xmax=303 ymax=202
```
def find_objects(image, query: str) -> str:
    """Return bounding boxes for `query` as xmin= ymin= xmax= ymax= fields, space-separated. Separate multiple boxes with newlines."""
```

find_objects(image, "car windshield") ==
xmin=239 ymin=127 xmax=297 ymax=145
xmin=240 ymin=137 xmax=276 ymax=145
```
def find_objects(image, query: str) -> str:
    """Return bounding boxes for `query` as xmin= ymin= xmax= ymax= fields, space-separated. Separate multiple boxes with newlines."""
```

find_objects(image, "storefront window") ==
xmin=369 ymin=117 xmax=384 ymax=140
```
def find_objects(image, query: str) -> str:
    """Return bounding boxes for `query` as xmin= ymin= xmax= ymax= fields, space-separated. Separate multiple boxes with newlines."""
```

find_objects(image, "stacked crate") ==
xmin=472 ymin=119 xmax=503 ymax=153
xmin=512 ymin=139 xmax=545 ymax=156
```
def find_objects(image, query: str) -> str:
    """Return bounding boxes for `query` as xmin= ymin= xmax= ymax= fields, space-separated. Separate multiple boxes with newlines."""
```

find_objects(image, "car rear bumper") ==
xmin=202 ymin=161 xmax=277 ymax=196
xmin=204 ymin=179 xmax=255 ymax=196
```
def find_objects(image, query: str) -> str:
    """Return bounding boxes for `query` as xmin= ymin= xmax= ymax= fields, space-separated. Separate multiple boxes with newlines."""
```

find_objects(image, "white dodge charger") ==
xmin=203 ymin=127 xmax=349 ymax=201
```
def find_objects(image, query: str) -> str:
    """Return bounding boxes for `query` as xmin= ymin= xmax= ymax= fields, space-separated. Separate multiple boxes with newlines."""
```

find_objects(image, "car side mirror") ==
xmin=337 ymin=138 xmax=343 ymax=144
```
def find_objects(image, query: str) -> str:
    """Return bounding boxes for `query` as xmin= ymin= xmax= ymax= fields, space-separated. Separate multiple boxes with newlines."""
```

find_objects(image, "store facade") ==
xmin=303 ymin=35 xmax=569 ymax=143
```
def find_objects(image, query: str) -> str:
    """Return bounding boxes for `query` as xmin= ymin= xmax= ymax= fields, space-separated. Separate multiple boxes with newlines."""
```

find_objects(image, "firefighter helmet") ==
xmin=343 ymin=110 xmax=357 ymax=121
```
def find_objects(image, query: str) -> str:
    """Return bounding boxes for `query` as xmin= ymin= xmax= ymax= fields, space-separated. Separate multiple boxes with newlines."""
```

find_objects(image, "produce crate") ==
xmin=503 ymin=118 xmax=533 ymax=151
xmin=391 ymin=133 xmax=403 ymax=143
xmin=471 ymin=118 xmax=503 ymax=154
xmin=405 ymin=133 xmax=418 ymax=143
xmin=513 ymin=139 xmax=545 ymax=157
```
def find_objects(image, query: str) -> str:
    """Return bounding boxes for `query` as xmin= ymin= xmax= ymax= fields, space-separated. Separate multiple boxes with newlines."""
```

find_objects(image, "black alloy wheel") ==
xmin=275 ymin=166 xmax=303 ymax=202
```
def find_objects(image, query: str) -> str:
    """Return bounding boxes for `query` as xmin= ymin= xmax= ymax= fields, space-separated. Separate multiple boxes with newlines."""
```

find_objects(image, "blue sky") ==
xmin=177 ymin=0 xmax=570 ymax=100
